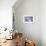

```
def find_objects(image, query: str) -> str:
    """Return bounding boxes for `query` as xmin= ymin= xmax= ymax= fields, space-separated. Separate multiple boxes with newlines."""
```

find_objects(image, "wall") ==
xmin=41 ymin=0 xmax=46 ymax=46
xmin=0 ymin=0 xmax=16 ymax=30
xmin=13 ymin=0 xmax=41 ymax=46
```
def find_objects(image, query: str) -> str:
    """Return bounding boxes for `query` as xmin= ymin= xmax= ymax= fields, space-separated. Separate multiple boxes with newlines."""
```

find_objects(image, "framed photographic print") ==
xmin=23 ymin=15 xmax=34 ymax=23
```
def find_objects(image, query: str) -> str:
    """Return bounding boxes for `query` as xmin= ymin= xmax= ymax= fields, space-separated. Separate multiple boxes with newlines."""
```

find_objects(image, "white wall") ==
xmin=0 ymin=0 xmax=16 ymax=30
xmin=13 ymin=0 xmax=41 ymax=46
xmin=41 ymin=0 xmax=46 ymax=46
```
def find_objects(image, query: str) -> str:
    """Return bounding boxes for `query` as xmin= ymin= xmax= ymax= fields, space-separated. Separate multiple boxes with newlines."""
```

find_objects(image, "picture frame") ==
xmin=23 ymin=15 xmax=34 ymax=23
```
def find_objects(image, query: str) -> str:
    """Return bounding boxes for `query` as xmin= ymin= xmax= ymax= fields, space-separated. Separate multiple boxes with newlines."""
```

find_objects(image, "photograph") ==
xmin=23 ymin=15 xmax=34 ymax=23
